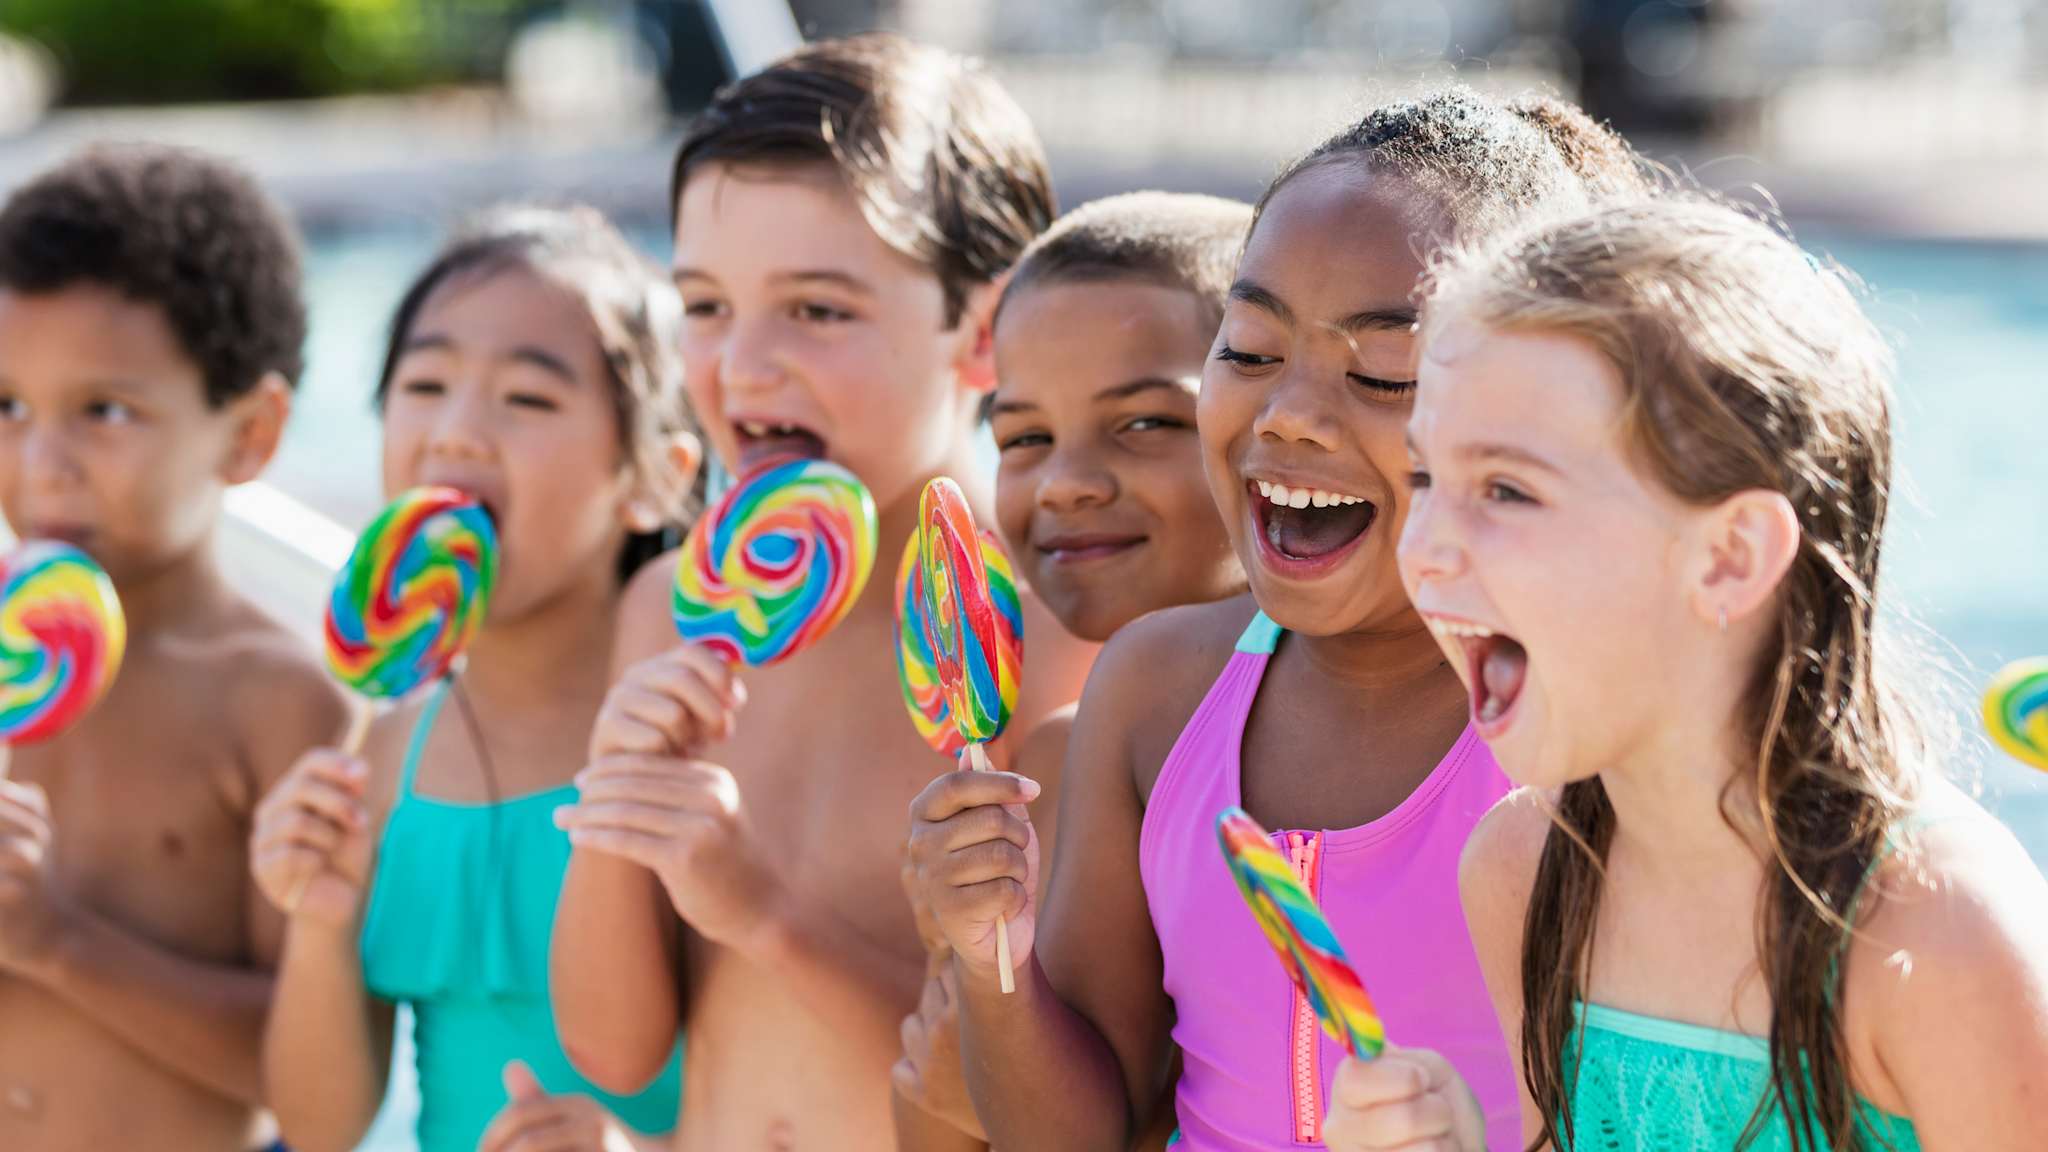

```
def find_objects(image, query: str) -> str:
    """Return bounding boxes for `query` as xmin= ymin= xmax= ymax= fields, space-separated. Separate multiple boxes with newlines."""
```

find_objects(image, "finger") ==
xmin=571 ymin=770 xmax=732 ymax=814
xmin=1331 ymin=1051 xmax=1435 ymax=1110
xmin=917 ymin=968 xmax=948 ymax=1021
xmin=261 ymin=811 xmax=348 ymax=857
xmin=900 ymin=1011 xmax=929 ymax=1068
xmin=622 ymin=670 xmax=733 ymax=744
xmin=0 ymin=799 xmax=51 ymax=843
xmin=503 ymin=1060 xmax=543 ymax=1103
xmin=936 ymin=838 xmax=1030 ymax=889
xmin=1350 ymin=1091 xmax=1455 ymax=1146
xmin=0 ymin=780 xmax=48 ymax=819
xmin=915 ymin=803 xmax=1031 ymax=863
xmin=477 ymin=1102 xmax=584 ymax=1152
xmin=642 ymin=644 xmax=746 ymax=707
xmin=291 ymin=749 xmax=372 ymax=794
xmin=264 ymin=775 xmax=368 ymax=832
xmin=593 ymin=713 xmax=673 ymax=757
xmin=555 ymin=801 xmax=692 ymax=841
xmin=890 ymin=1056 xmax=926 ymax=1107
xmin=577 ymin=757 xmax=739 ymax=815
xmin=910 ymin=770 xmax=1041 ymax=825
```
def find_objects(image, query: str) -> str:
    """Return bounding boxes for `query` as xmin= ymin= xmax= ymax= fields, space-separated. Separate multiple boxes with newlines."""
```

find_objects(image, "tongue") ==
xmin=1265 ymin=501 xmax=1375 ymax=559
xmin=1477 ymin=637 xmax=1527 ymax=722
xmin=741 ymin=430 xmax=827 ymax=470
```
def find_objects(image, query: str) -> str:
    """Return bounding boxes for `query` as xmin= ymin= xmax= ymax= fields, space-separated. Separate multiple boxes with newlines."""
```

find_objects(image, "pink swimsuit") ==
xmin=1139 ymin=613 xmax=1519 ymax=1149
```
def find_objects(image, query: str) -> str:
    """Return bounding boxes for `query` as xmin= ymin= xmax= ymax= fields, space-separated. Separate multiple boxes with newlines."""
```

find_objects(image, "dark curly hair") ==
xmin=0 ymin=143 xmax=307 ymax=408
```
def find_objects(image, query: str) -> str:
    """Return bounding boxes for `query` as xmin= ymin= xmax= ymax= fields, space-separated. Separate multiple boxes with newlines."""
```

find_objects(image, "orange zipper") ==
xmin=1286 ymin=829 xmax=1323 ymax=1143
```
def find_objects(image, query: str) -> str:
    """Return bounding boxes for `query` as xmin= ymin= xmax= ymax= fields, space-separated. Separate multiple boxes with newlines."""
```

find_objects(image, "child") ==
xmin=0 ymin=145 xmax=347 ymax=1151
xmin=1343 ymin=197 xmax=2048 ymax=1149
xmin=249 ymin=205 xmax=700 ymax=1152
xmin=905 ymin=90 xmax=1641 ymax=1151
xmin=548 ymin=32 xmax=1098 ymax=1152
xmin=892 ymin=190 xmax=1253 ymax=1149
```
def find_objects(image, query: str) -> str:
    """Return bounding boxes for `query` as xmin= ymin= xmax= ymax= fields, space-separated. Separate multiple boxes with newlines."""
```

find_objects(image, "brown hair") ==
xmin=376 ymin=203 xmax=702 ymax=582
xmin=671 ymin=32 xmax=1055 ymax=326
xmin=1424 ymin=198 xmax=1927 ymax=1151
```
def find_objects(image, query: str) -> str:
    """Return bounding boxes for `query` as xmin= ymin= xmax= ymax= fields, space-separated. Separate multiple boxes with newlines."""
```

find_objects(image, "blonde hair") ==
xmin=1424 ymin=198 xmax=1930 ymax=1151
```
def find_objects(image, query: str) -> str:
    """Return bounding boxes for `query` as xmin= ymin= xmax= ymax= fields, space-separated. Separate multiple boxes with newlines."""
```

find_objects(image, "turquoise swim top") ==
xmin=1564 ymin=1002 xmax=1920 ymax=1151
xmin=360 ymin=683 xmax=683 ymax=1152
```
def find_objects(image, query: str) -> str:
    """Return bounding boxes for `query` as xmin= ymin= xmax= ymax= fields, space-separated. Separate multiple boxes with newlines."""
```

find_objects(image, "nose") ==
xmin=1250 ymin=365 xmax=1341 ymax=453
xmin=1396 ymin=483 xmax=1466 ymax=588
xmin=425 ymin=381 xmax=493 ymax=463
xmin=719 ymin=314 xmax=788 ymax=402
xmin=19 ymin=421 xmax=84 ymax=494
xmin=1035 ymin=442 xmax=1117 ymax=513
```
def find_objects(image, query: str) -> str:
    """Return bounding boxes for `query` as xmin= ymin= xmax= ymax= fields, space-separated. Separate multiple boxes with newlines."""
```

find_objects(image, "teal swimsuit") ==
xmin=360 ymin=684 xmax=683 ymax=1152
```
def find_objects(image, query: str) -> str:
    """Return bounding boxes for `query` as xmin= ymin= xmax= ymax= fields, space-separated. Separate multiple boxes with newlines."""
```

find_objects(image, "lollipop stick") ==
xmin=964 ymin=742 xmax=1017 ymax=994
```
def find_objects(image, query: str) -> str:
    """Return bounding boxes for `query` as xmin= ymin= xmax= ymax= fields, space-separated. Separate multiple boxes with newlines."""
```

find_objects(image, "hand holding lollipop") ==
xmin=916 ymin=477 xmax=1024 ymax=990
xmin=1985 ymin=658 xmax=2048 ymax=772
xmin=1217 ymin=807 xmax=1385 ymax=1059
xmin=0 ymin=541 xmax=125 ymax=747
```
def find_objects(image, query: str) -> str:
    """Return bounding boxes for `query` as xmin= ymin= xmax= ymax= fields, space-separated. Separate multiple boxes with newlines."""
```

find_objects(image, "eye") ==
xmin=398 ymin=378 xmax=446 ymax=398
xmin=1486 ymin=480 xmax=1536 ymax=505
xmin=997 ymin=430 xmax=1051 ymax=453
xmin=506 ymin=391 xmax=560 ymax=412
xmin=1119 ymin=414 xmax=1188 ymax=435
xmin=1215 ymin=345 xmax=1279 ymax=369
xmin=682 ymin=298 xmax=726 ymax=320
xmin=1348 ymin=374 xmax=1418 ymax=397
xmin=0 ymin=396 xmax=26 ymax=421
xmin=792 ymin=302 xmax=854 ymax=325
xmin=1407 ymin=468 xmax=1432 ymax=490
xmin=87 ymin=400 xmax=136 ymax=425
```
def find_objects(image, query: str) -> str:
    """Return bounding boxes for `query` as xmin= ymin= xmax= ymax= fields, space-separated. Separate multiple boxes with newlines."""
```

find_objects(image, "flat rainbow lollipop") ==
xmin=673 ymin=458 xmax=877 ymax=667
xmin=1217 ymin=807 xmax=1386 ymax=1059
xmin=0 ymin=542 xmax=125 ymax=745
xmin=1985 ymin=658 xmax=2048 ymax=772
xmin=894 ymin=528 xmax=1023 ymax=756
xmin=325 ymin=486 xmax=498 ymax=713
xmin=917 ymin=476 xmax=1025 ymax=990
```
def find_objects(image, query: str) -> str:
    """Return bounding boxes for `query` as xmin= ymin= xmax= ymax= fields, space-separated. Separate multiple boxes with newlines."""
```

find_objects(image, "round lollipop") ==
xmin=0 ymin=542 xmax=126 ymax=746
xmin=1985 ymin=658 xmax=2048 ymax=772
xmin=895 ymin=528 xmax=1023 ymax=757
xmin=1217 ymin=807 xmax=1386 ymax=1059
xmin=673 ymin=458 xmax=877 ymax=667
xmin=918 ymin=478 xmax=1018 ymax=747
xmin=325 ymin=486 xmax=499 ymax=722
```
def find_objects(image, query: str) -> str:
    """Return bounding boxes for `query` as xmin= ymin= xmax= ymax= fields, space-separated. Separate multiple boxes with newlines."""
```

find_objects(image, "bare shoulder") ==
xmin=613 ymin=547 xmax=681 ymax=668
xmin=1849 ymin=781 xmax=2048 ymax=1114
xmin=215 ymin=606 xmax=350 ymax=786
xmin=1014 ymin=703 xmax=1079 ymax=784
xmin=1081 ymin=594 xmax=1260 ymax=797
xmin=1458 ymin=787 xmax=1556 ymax=932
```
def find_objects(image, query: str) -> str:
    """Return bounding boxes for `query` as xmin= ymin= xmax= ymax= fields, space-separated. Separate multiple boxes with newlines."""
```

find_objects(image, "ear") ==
xmin=620 ymin=428 xmax=704 ymax=534
xmin=1690 ymin=488 xmax=1801 ymax=629
xmin=220 ymin=372 xmax=292 ymax=486
xmin=951 ymin=274 xmax=1008 ymax=397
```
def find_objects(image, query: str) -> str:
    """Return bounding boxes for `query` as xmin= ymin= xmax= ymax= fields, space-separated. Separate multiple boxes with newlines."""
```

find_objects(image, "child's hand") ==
xmin=891 ymin=951 xmax=987 ymax=1139
xmin=478 ymin=1061 xmax=642 ymax=1152
xmin=588 ymin=645 xmax=745 ymax=761
xmin=250 ymin=747 xmax=373 ymax=925
xmin=557 ymin=754 xmax=784 ymax=954
xmin=1322 ymin=1048 xmax=1489 ymax=1152
xmin=0 ymin=779 xmax=70 ymax=979
xmin=901 ymin=842 xmax=948 ymax=955
xmin=906 ymin=768 xmax=1042 ymax=985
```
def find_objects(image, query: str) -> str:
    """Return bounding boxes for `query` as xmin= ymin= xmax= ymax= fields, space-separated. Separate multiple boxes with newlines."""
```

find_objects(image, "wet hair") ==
xmin=1253 ymin=87 xmax=1644 ymax=245
xmin=0 ymin=143 xmax=306 ymax=407
xmin=671 ymin=32 xmax=1056 ymax=327
xmin=374 ymin=204 xmax=703 ymax=582
xmin=996 ymin=191 xmax=1252 ymax=335
xmin=1424 ymin=197 xmax=1927 ymax=1152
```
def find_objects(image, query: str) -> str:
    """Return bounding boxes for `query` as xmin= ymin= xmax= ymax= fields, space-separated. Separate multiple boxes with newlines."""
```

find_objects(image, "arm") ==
xmin=912 ymin=625 xmax=1180 ymax=1152
xmin=1861 ymin=814 xmax=2048 ymax=1151
xmin=1456 ymin=791 xmax=1553 ymax=1149
xmin=553 ymin=555 xmax=695 ymax=1092
xmin=253 ymin=717 xmax=400 ymax=1152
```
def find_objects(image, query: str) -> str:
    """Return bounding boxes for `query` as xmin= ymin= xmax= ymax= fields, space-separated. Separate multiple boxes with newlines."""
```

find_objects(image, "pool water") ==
xmin=286 ymin=226 xmax=2048 ymax=1150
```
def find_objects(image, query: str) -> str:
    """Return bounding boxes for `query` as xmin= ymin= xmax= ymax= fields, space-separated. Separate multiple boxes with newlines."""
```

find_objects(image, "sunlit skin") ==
xmin=0 ymin=284 xmax=346 ymax=1152
xmin=255 ymin=265 xmax=681 ymax=1152
xmin=991 ymin=279 xmax=1241 ymax=643
xmin=1391 ymin=318 xmax=2048 ymax=1150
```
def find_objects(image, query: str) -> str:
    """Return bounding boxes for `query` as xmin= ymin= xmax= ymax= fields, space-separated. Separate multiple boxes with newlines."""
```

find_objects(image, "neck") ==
xmin=1600 ymin=699 xmax=1766 ymax=881
xmin=857 ymin=441 xmax=994 ymax=627
xmin=113 ymin=530 xmax=237 ymax=639
xmin=1294 ymin=607 xmax=1461 ymax=697
xmin=457 ymin=567 xmax=621 ymax=714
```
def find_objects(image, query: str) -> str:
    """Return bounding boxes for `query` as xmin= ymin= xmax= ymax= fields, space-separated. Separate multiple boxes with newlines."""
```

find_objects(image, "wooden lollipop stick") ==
xmin=965 ymin=742 xmax=1017 ymax=994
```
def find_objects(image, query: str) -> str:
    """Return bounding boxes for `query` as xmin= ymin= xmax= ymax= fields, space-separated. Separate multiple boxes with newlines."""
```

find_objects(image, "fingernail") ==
xmin=344 ymin=759 xmax=368 ymax=778
xmin=1019 ymin=778 xmax=1042 ymax=800
xmin=553 ymin=808 xmax=572 ymax=830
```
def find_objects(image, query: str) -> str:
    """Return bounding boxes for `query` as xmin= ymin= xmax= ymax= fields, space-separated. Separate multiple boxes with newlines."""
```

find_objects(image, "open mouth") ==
xmin=1428 ymin=617 xmax=1529 ymax=733
xmin=735 ymin=419 xmax=827 ymax=472
xmin=1249 ymin=479 xmax=1376 ymax=567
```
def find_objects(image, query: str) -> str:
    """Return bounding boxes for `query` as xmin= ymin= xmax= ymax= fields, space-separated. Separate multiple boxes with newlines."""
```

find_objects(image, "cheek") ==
xmin=993 ymin=458 xmax=1032 ymax=550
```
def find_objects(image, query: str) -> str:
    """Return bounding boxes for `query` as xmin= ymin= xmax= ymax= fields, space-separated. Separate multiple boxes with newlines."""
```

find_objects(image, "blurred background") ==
xmin=0 ymin=2 xmax=2041 ymax=1146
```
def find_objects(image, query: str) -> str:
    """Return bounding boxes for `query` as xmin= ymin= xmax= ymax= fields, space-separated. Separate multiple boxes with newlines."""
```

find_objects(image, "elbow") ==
xmin=561 ymin=1034 xmax=668 ymax=1097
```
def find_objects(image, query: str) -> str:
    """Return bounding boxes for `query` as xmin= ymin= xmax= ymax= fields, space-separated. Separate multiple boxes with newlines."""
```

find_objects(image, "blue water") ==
xmin=282 ymin=226 xmax=2048 ymax=1151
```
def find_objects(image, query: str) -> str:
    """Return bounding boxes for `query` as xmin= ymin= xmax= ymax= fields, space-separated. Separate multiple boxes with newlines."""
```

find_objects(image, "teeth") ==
xmin=1427 ymin=617 xmax=1497 ymax=640
xmin=1254 ymin=481 xmax=1364 ymax=509
xmin=741 ymin=420 xmax=768 ymax=437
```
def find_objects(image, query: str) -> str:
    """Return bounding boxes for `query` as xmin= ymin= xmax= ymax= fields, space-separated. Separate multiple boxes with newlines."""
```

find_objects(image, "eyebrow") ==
xmin=1227 ymin=279 xmax=1293 ymax=325
xmin=398 ymin=334 xmax=579 ymax=385
xmin=1459 ymin=441 xmax=1564 ymax=476
xmin=671 ymin=266 xmax=877 ymax=297
xmin=988 ymin=375 xmax=1195 ymax=419
xmin=1228 ymin=280 xmax=1416 ymax=334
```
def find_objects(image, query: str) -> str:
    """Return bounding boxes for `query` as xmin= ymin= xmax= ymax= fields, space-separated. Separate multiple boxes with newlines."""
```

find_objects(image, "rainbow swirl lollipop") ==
xmin=1985 ymin=658 xmax=2048 ymax=772
xmin=0 ymin=542 xmax=126 ymax=745
xmin=917 ymin=478 xmax=1018 ymax=745
xmin=894 ymin=528 xmax=1023 ymax=756
xmin=325 ymin=487 xmax=498 ymax=700
xmin=673 ymin=458 xmax=877 ymax=666
xmin=1217 ymin=807 xmax=1386 ymax=1059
